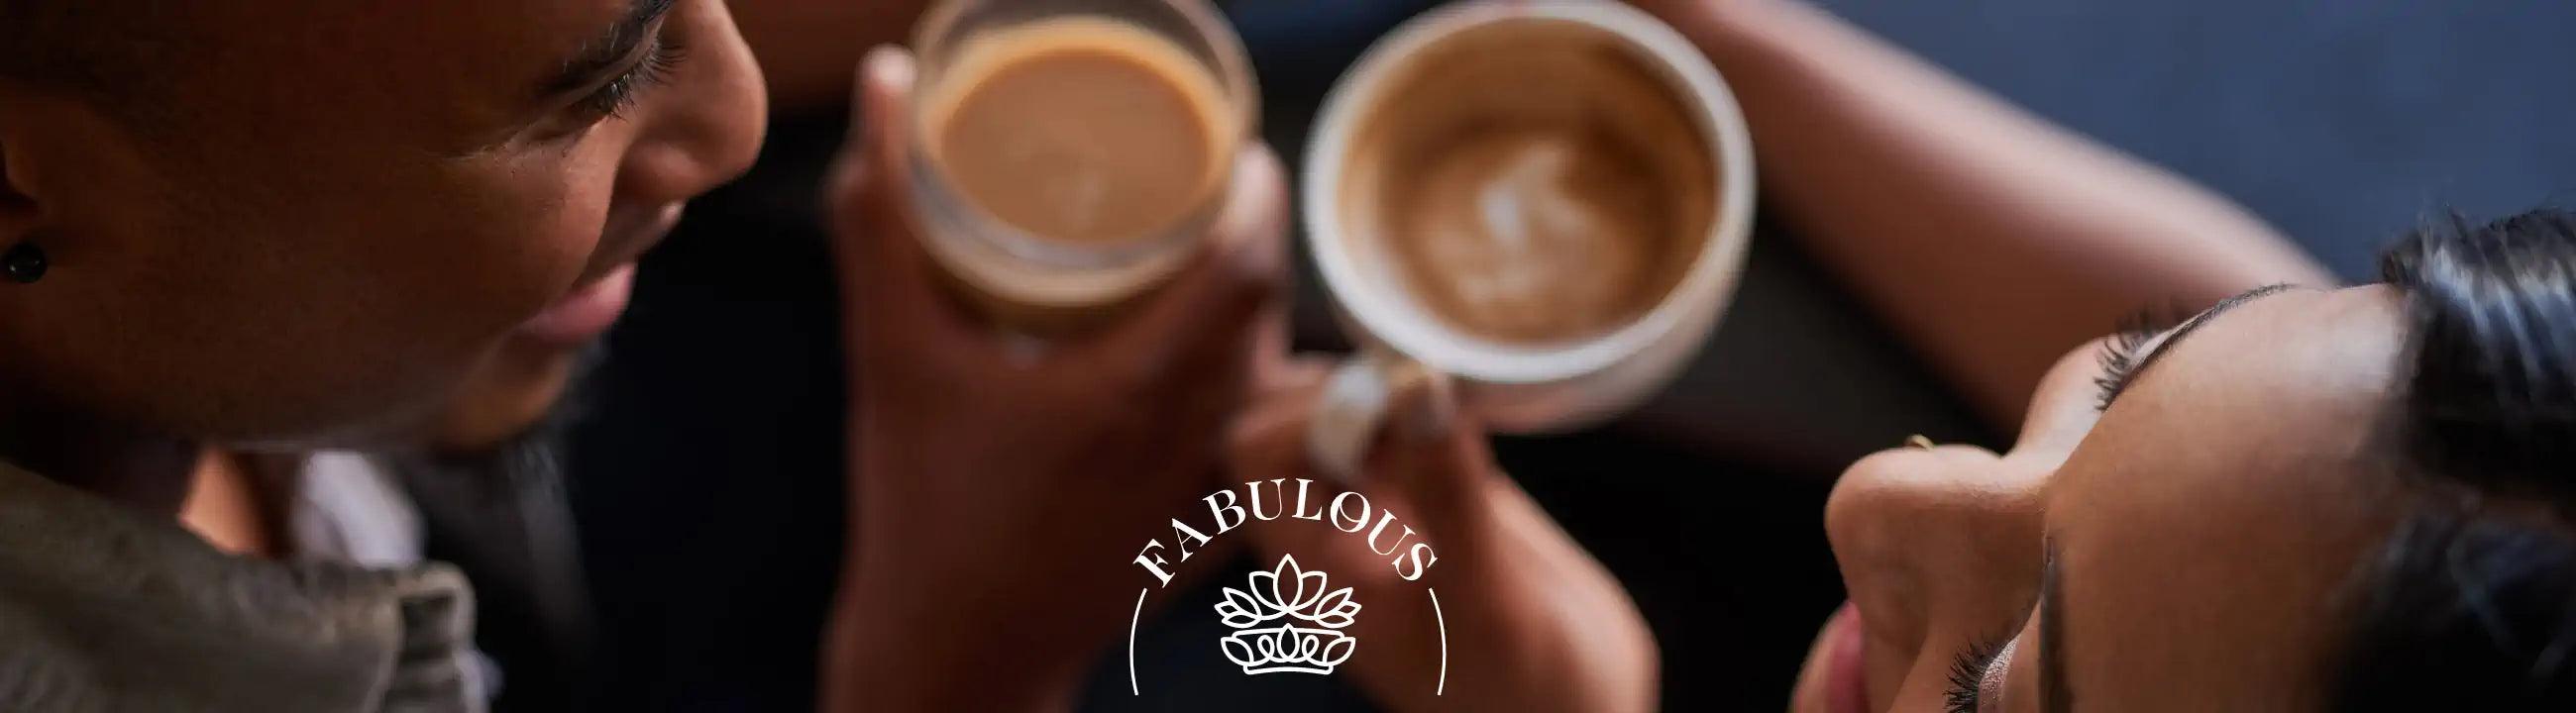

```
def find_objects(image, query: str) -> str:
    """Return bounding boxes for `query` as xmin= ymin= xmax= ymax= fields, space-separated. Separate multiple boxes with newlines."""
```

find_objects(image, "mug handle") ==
xmin=1306 ymin=348 xmax=1443 ymax=480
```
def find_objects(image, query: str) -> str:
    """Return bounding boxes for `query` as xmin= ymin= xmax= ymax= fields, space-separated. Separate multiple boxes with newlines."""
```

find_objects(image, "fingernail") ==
xmin=860 ymin=46 xmax=913 ymax=130
xmin=863 ymin=45 xmax=912 ymax=88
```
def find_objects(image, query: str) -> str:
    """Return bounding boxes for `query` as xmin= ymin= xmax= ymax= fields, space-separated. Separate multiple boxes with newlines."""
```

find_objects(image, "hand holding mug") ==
xmin=1301 ymin=0 xmax=1754 ymax=434
xmin=821 ymin=46 xmax=1289 ymax=711
xmin=1228 ymin=4 xmax=1752 ymax=709
xmin=1228 ymin=356 xmax=1660 ymax=713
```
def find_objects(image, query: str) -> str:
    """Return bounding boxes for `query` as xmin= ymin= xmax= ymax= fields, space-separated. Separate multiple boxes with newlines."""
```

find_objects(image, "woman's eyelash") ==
xmin=577 ymin=34 xmax=690 ymax=121
xmin=1943 ymin=637 xmax=2007 ymax=713
xmin=2092 ymin=307 xmax=2186 ymax=411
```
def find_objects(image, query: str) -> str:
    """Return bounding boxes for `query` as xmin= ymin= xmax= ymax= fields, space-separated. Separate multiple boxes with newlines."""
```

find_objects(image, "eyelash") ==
xmin=2091 ymin=308 xmax=2185 ymax=411
xmin=1943 ymin=637 xmax=2007 ymax=713
xmin=575 ymin=34 xmax=690 ymax=123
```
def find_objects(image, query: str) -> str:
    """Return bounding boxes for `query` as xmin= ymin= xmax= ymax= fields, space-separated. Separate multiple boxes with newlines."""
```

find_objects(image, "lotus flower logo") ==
xmin=1215 ymin=555 xmax=1361 ymax=675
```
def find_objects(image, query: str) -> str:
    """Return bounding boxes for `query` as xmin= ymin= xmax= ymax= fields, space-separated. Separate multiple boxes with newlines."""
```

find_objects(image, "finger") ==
xmin=1360 ymin=369 xmax=1496 ymax=532
xmin=1233 ymin=356 xmax=1492 ymax=529
xmin=1225 ymin=385 xmax=1406 ymax=584
xmin=825 ymin=46 xmax=976 ymax=350
xmin=1227 ymin=366 xmax=1326 ymax=483
xmin=1254 ymin=353 xmax=1332 ymax=400
xmin=1223 ymin=363 xmax=1357 ymax=569
xmin=1089 ymin=144 xmax=1291 ymax=378
xmin=1154 ymin=300 xmax=1279 ymax=482
xmin=823 ymin=46 xmax=914 ymax=301
xmin=1247 ymin=295 xmax=1306 ymax=391
xmin=1116 ymin=147 xmax=1292 ymax=450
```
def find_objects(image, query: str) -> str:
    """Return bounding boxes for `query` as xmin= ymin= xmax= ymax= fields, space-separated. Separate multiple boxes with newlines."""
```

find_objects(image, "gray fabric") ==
xmin=393 ymin=415 xmax=596 ymax=712
xmin=0 ymin=462 xmax=484 ymax=713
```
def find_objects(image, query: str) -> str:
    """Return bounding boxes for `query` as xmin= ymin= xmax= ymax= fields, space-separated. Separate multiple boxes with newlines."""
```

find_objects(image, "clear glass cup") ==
xmin=907 ymin=0 xmax=1259 ymax=333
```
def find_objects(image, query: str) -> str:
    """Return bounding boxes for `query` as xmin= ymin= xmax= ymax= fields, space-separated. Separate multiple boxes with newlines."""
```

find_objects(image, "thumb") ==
xmin=1225 ymin=357 xmax=1402 ymax=584
xmin=1358 ymin=368 xmax=1498 ymax=543
xmin=826 ymin=46 xmax=974 ymax=354
xmin=1226 ymin=359 xmax=1500 ymax=575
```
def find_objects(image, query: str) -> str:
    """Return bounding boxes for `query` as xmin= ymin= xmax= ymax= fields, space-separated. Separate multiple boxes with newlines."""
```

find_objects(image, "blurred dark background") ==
xmin=561 ymin=1 xmax=2576 ymax=710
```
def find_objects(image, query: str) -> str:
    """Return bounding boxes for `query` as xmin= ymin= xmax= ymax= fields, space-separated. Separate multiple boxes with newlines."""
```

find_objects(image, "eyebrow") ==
xmin=2040 ymin=537 xmax=2073 ymax=713
xmin=535 ymin=0 xmax=679 ymax=98
xmin=2110 ymin=282 xmax=2303 ymax=404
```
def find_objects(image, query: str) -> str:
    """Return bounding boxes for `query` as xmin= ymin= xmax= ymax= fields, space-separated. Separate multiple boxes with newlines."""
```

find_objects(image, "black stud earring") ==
xmin=3 ymin=243 xmax=47 ymax=283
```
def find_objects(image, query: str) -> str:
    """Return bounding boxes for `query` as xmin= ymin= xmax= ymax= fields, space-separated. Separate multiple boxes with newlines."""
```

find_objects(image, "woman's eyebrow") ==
xmin=2117 ymin=282 xmax=2304 ymax=397
xmin=535 ymin=0 xmax=678 ymax=98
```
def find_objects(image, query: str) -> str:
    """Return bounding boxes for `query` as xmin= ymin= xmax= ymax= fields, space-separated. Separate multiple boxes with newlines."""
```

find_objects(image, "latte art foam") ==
xmin=1337 ymin=22 xmax=1716 ymax=346
xmin=1391 ymin=127 xmax=1672 ymax=343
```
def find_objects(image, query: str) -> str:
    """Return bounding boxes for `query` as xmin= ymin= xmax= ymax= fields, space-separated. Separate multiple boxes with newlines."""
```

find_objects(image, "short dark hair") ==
xmin=2335 ymin=209 xmax=2576 ymax=709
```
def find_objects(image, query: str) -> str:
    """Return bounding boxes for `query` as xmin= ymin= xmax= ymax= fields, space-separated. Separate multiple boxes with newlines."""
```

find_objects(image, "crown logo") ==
xmin=1216 ymin=555 xmax=1361 ymax=675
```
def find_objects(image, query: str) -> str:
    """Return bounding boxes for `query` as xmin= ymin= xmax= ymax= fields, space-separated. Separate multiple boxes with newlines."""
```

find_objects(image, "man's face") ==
xmin=0 ymin=0 xmax=766 ymax=448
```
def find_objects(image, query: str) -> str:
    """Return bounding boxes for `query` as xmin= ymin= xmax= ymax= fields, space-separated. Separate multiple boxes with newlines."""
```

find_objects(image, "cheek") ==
xmin=351 ymin=148 xmax=623 ymax=356
xmin=449 ymin=150 xmax=619 ymax=310
xmin=0 ymin=99 xmax=627 ymax=441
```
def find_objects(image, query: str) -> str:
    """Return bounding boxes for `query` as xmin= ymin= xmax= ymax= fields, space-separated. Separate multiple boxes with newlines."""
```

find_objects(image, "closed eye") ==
xmin=522 ymin=0 xmax=685 ymax=141
xmin=572 ymin=32 xmax=689 ymax=124
xmin=2093 ymin=283 xmax=2301 ymax=411
xmin=2092 ymin=310 xmax=2184 ymax=411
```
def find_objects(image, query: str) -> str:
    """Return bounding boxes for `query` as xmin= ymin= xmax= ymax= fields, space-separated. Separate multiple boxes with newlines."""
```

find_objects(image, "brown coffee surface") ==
xmin=1389 ymin=127 xmax=1672 ymax=343
xmin=925 ymin=19 xmax=1233 ymax=246
xmin=1347 ymin=24 xmax=1716 ymax=345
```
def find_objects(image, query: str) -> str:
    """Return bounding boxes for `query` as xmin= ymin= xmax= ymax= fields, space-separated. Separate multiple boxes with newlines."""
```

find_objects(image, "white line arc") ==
xmin=1428 ymin=587 xmax=1447 ymax=696
xmin=1128 ymin=587 xmax=1147 ymax=695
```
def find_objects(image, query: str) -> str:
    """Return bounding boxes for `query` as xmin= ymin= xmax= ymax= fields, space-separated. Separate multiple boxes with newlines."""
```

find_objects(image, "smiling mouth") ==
xmin=515 ymin=262 xmax=638 ymax=348
xmin=512 ymin=203 xmax=683 ymax=348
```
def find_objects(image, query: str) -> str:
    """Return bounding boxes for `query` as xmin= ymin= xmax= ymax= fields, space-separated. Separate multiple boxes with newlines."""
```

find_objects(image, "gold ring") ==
xmin=1903 ymin=434 xmax=1936 ymax=450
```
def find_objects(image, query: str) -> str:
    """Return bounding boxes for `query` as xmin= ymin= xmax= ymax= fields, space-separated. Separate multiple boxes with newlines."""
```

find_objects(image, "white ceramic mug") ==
xmin=1300 ymin=0 xmax=1756 ymax=477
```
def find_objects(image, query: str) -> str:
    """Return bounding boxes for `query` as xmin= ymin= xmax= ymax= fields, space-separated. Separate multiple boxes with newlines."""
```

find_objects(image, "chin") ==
xmin=424 ymin=334 xmax=585 ymax=455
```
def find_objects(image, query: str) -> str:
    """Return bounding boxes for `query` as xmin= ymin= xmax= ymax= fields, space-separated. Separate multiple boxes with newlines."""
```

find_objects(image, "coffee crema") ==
xmin=1338 ymin=22 xmax=1716 ymax=345
xmin=921 ymin=18 xmax=1236 ymax=247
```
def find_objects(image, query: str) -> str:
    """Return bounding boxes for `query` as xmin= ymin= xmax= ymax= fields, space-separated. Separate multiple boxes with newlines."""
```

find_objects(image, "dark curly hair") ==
xmin=2336 ymin=208 xmax=2576 ymax=709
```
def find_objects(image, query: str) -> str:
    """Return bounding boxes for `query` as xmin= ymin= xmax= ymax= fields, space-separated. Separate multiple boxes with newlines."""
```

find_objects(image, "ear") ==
xmin=0 ymin=138 xmax=35 ymax=247
xmin=0 ymin=84 xmax=164 ymax=281
xmin=0 ymin=84 xmax=47 ymax=249
xmin=0 ymin=76 xmax=89 ymax=262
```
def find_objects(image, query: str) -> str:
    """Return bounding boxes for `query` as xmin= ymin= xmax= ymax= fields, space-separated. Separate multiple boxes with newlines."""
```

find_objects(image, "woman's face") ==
xmin=0 ymin=0 xmax=764 ymax=447
xmin=1797 ymin=284 xmax=2413 ymax=711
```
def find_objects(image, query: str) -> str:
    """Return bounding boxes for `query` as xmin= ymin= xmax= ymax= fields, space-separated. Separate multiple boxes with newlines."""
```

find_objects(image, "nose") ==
xmin=1826 ymin=442 xmax=2046 ymax=645
xmin=1820 ymin=341 xmax=2111 ymax=708
xmin=1823 ymin=440 xmax=2049 ymax=710
xmin=617 ymin=0 xmax=769 ymax=207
